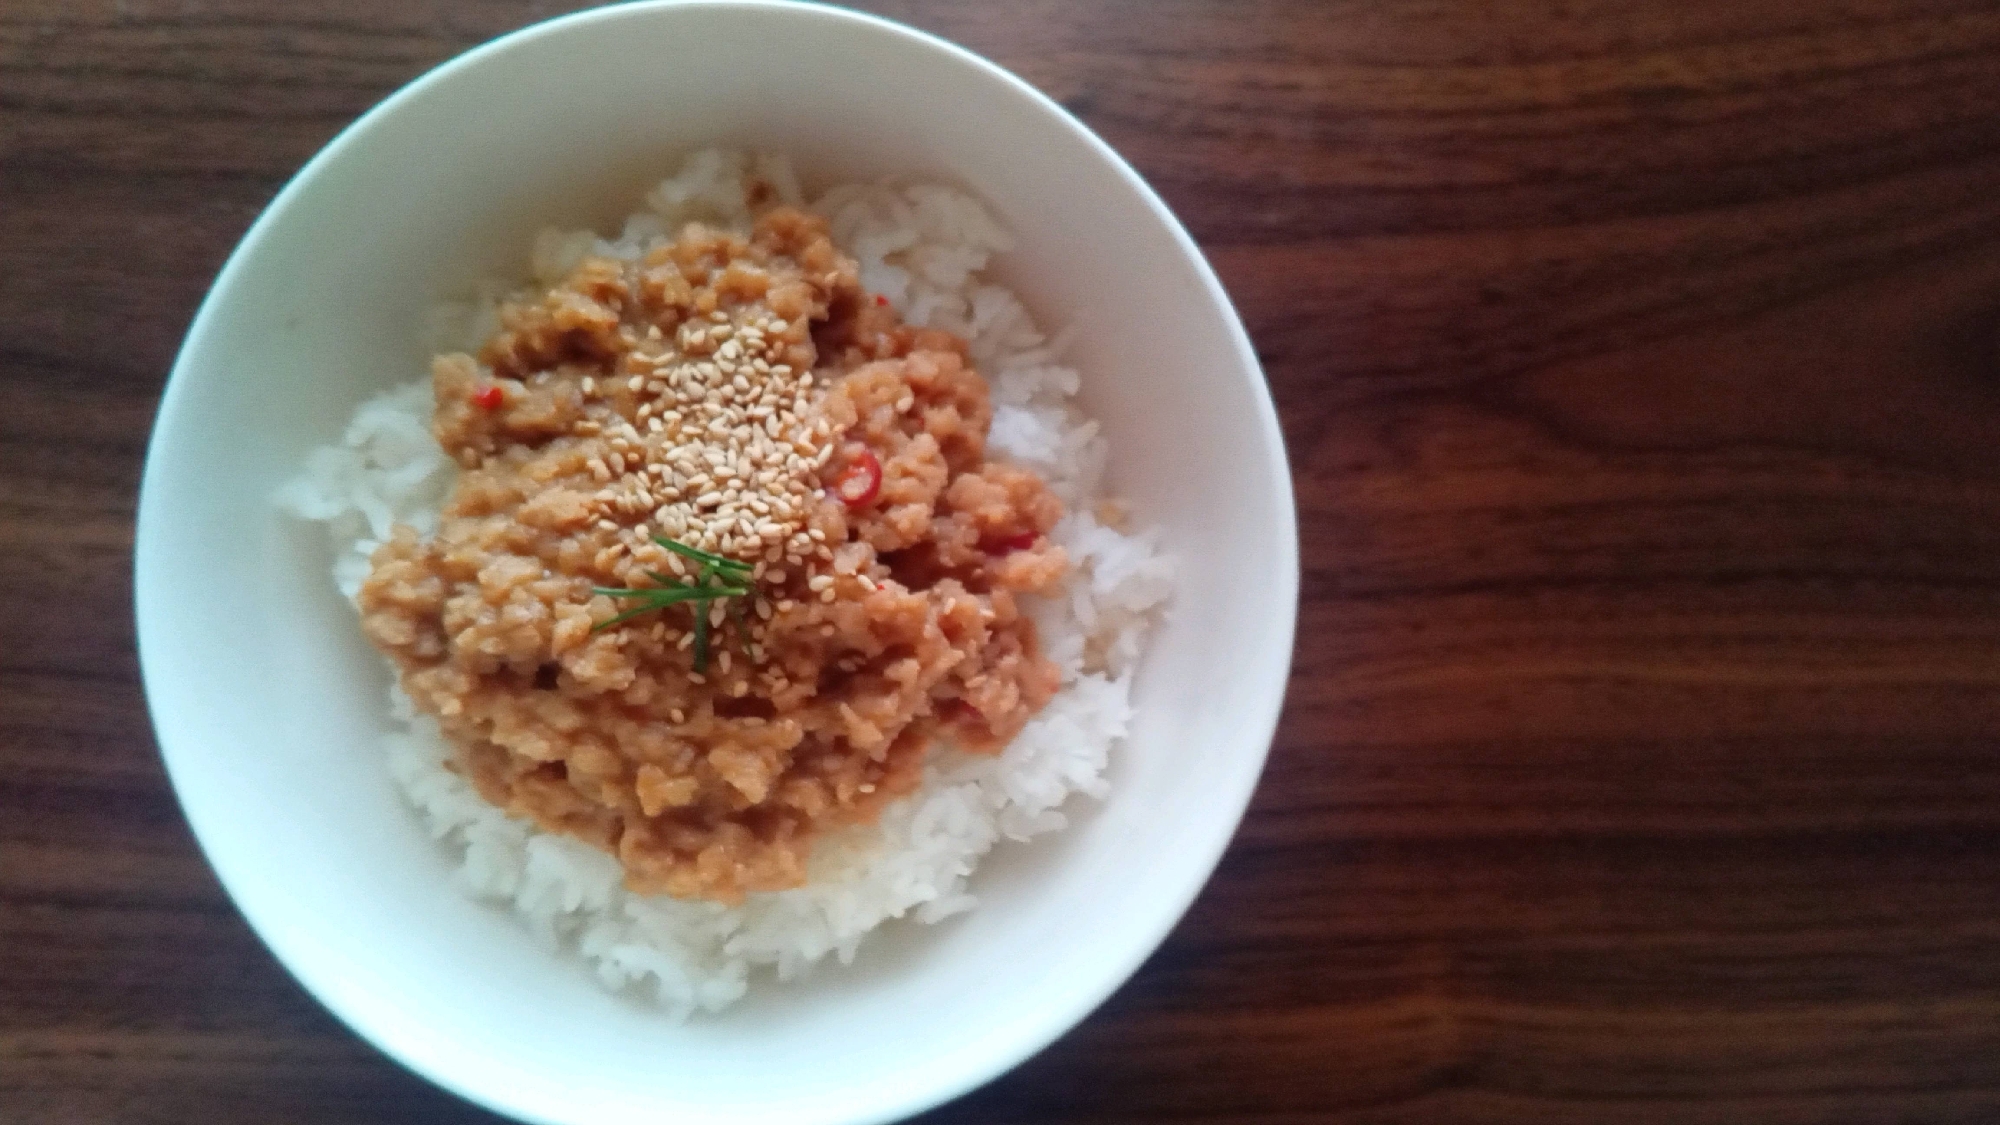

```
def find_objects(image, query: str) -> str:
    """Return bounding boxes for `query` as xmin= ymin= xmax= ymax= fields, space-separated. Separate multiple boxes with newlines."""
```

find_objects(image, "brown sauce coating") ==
xmin=358 ymin=206 xmax=1066 ymax=903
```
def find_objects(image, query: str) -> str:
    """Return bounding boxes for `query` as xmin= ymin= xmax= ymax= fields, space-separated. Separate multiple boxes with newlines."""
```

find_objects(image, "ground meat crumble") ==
xmin=358 ymin=205 xmax=1066 ymax=903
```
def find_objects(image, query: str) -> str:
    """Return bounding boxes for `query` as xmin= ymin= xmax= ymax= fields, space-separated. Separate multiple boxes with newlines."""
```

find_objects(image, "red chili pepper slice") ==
xmin=831 ymin=448 xmax=882 ymax=507
xmin=471 ymin=384 xmax=504 ymax=411
xmin=874 ymin=294 xmax=890 ymax=307
xmin=938 ymin=698 xmax=980 ymax=722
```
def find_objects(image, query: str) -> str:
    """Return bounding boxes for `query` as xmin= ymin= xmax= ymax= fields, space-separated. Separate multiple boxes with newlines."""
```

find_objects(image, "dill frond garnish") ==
xmin=591 ymin=536 xmax=759 ymax=673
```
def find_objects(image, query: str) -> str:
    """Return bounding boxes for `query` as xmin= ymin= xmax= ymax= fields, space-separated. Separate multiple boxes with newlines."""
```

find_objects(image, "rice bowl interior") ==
xmin=280 ymin=150 xmax=1177 ymax=1016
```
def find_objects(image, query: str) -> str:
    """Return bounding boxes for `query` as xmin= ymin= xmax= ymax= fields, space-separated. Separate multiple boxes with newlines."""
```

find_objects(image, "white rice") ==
xmin=280 ymin=151 xmax=1174 ymax=1017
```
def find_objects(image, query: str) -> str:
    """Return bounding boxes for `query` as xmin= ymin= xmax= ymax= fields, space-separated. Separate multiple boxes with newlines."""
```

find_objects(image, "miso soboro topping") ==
xmin=359 ymin=207 xmax=1067 ymax=903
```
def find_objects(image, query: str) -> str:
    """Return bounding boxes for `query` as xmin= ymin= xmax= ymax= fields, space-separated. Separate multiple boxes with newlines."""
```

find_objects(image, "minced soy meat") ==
xmin=358 ymin=204 xmax=1066 ymax=903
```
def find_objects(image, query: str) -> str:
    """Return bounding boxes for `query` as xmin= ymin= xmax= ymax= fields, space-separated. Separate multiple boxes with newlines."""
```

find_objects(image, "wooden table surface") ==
xmin=8 ymin=0 xmax=2000 ymax=1121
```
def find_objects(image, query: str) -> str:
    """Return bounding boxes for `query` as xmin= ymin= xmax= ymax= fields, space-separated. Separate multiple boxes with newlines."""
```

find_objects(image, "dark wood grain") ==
xmin=6 ymin=0 xmax=2000 ymax=1121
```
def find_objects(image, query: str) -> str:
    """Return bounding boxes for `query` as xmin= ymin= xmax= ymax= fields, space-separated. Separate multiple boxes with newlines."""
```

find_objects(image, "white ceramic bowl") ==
xmin=135 ymin=3 xmax=1296 ymax=1122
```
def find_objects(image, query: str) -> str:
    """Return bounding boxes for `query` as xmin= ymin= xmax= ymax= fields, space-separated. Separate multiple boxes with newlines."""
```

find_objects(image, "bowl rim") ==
xmin=135 ymin=2 xmax=1299 ymax=1122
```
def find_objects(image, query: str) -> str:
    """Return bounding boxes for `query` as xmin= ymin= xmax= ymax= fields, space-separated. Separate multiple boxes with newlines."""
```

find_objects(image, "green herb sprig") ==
xmin=592 ymin=536 xmax=757 ymax=672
